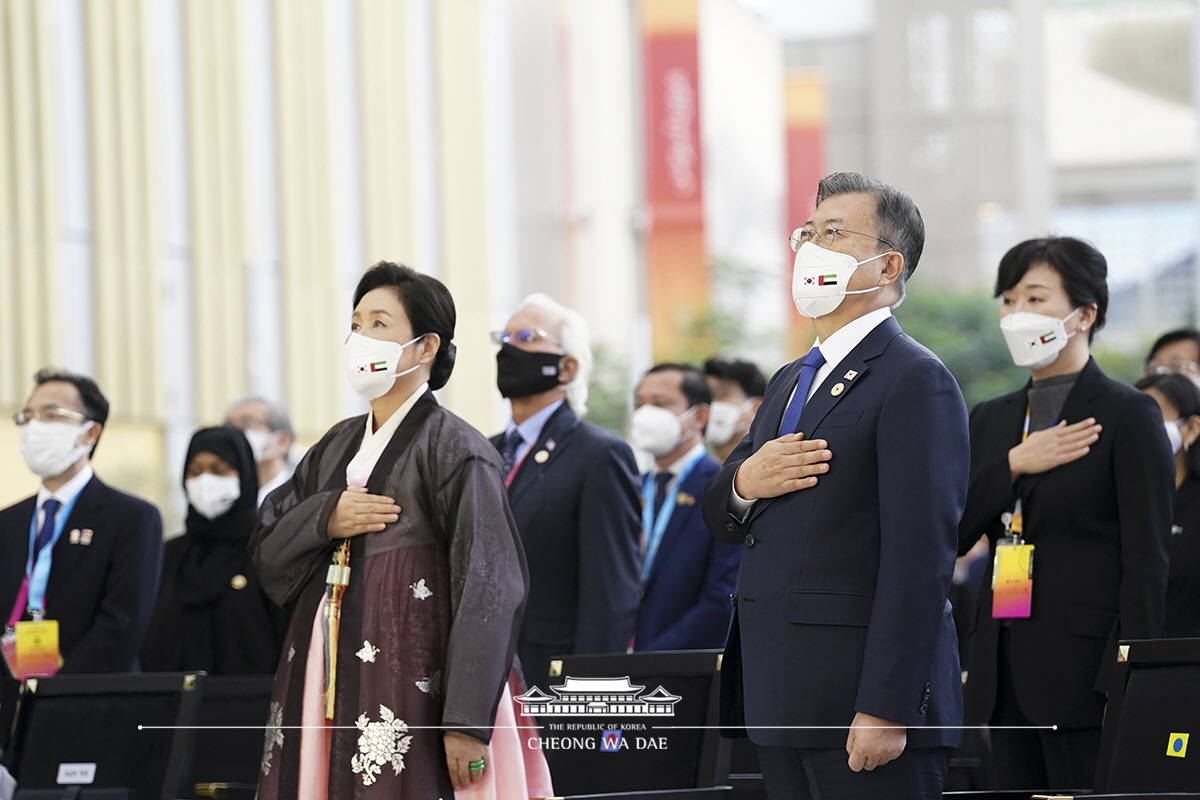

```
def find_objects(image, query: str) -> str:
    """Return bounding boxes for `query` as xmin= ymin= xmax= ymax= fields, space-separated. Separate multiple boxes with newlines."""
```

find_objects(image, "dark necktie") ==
xmin=33 ymin=498 xmax=62 ymax=559
xmin=500 ymin=428 xmax=524 ymax=477
xmin=653 ymin=471 xmax=673 ymax=515
xmin=778 ymin=347 xmax=827 ymax=436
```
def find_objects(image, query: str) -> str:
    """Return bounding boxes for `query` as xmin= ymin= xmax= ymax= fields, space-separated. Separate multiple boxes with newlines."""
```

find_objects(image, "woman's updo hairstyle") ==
xmin=353 ymin=261 xmax=457 ymax=390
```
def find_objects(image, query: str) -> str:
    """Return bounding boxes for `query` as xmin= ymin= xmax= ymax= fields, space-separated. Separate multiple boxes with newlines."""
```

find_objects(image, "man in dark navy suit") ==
xmin=702 ymin=173 xmax=970 ymax=799
xmin=0 ymin=369 xmax=163 ymax=674
xmin=631 ymin=363 xmax=740 ymax=652
xmin=491 ymin=294 xmax=642 ymax=694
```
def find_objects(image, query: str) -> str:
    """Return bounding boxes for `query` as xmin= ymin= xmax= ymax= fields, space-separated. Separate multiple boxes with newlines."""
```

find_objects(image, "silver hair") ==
xmin=225 ymin=395 xmax=294 ymax=436
xmin=518 ymin=293 xmax=592 ymax=415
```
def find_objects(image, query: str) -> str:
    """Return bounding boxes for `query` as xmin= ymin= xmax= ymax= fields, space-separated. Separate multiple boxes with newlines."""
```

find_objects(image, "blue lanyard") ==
xmin=25 ymin=492 xmax=83 ymax=614
xmin=641 ymin=451 xmax=704 ymax=580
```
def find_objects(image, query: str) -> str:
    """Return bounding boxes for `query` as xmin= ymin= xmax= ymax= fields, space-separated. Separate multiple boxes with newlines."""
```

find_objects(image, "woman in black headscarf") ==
xmin=141 ymin=425 xmax=287 ymax=674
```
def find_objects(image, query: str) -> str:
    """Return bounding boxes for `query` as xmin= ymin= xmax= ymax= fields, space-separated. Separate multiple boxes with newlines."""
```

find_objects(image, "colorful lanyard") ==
xmin=7 ymin=493 xmax=83 ymax=628
xmin=641 ymin=451 xmax=704 ymax=581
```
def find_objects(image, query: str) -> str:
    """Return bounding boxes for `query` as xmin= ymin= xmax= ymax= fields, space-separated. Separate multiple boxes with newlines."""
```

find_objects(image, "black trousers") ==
xmin=756 ymin=744 xmax=951 ymax=800
xmin=990 ymin=627 xmax=1102 ymax=791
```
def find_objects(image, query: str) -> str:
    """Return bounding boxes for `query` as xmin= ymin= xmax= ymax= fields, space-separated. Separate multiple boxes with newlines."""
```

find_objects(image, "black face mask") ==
xmin=496 ymin=343 xmax=564 ymax=398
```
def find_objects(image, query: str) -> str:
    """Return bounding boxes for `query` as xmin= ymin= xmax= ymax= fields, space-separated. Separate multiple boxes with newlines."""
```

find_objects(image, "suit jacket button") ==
xmin=638 ymin=603 xmax=646 ymax=612
xmin=729 ymin=594 xmax=736 ymax=606
xmin=725 ymin=522 xmax=737 ymax=532
xmin=744 ymin=533 xmax=756 ymax=547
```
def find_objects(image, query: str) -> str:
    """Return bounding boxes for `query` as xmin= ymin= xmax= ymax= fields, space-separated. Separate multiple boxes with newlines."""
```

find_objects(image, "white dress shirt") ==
xmin=731 ymin=307 xmax=893 ymax=513
xmin=503 ymin=398 xmax=565 ymax=469
xmin=35 ymin=464 xmax=94 ymax=530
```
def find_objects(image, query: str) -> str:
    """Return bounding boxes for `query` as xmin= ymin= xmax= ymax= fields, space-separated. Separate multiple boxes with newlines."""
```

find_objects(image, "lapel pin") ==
xmin=676 ymin=492 xmax=695 ymax=506
xmin=69 ymin=529 xmax=81 ymax=545
xmin=844 ymin=370 xmax=858 ymax=380
xmin=534 ymin=450 xmax=550 ymax=464
xmin=79 ymin=529 xmax=93 ymax=546
xmin=831 ymin=383 xmax=845 ymax=396
xmin=545 ymin=439 xmax=556 ymax=452
xmin=230 ymin=574 xmax=248 ymax=590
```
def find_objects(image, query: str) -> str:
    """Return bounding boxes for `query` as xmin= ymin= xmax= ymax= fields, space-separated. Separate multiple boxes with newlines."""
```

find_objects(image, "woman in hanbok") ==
xmin=251 ymin=262 xmax=549 ymax=799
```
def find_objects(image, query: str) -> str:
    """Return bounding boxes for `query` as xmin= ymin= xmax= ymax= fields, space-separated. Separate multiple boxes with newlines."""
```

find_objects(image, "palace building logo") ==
xmin=513 ymin=676 xmax=682 ymax=717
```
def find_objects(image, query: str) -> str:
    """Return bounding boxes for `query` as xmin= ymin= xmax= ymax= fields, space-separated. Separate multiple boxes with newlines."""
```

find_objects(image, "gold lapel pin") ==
xmin=69 ymin=529 xmax=81 ymax=545
xmin=230 ymin=574 xmax=248 ymax=590
xmin=534 ymin=450 xmax=550 ymax=464
xmin=79 ymin=529 xmax=93 ymax=546
xmin=831 ymin=383 xmax=845 ymax=396
xmin=676 ymin=492 xmax=695 ymax=506
xmin=844 ymin=370 xmax=858 ymax=380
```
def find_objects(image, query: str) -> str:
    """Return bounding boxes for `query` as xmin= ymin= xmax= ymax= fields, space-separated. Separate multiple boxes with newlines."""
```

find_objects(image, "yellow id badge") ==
xmin=992 ymin=542 xmax=1034 ymax=619
xmin=14 ymin=619 xmax=62 ymax=679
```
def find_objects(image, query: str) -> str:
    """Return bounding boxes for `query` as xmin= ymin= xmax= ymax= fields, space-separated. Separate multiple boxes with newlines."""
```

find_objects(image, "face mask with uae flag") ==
xmin=344 ymin=332 xmax=425 ymax=400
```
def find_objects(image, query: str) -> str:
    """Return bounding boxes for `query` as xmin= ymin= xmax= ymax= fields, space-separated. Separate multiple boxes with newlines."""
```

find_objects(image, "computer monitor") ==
xmin=1094 ymin=637 xmax=1200 ymax=793
xmin=4 ymin=673 xmax=205 ymax=800
xmin=518 ymin=650 xmax=728 ymax=796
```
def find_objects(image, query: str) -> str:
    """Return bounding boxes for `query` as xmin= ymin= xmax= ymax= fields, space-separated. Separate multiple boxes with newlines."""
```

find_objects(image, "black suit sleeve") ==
xmin=1112 ymin=391 xmax=1172 ymax=643
xmin=60 ymin=499 xmax=163 ymax=674
xmin=958 ymin=402 xmax=1016 ymax=555
xmin=855 ymin=358 xmax=968 ymax=726
xmin=573 ymin=438 xmax=642 ymax=654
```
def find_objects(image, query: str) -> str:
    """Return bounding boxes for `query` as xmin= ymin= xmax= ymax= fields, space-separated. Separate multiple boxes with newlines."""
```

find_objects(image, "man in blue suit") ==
xmin=631 ymin=363 xmax=740 ymax=652
xmin=702 ymin=173 xmax=969 ymax=799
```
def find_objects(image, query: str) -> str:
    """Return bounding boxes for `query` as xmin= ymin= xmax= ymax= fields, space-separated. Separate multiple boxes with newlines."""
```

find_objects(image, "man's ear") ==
xmin=79 ymin=422 xmax=102 ymax=449
xmin=559 ymin=355 xmax=579 ymax=383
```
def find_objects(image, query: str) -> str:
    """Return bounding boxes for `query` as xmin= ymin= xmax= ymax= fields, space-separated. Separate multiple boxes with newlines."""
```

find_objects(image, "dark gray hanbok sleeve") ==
xmin=249 ymin=422 xmax=358 ymax=608
xmin=433 ymin=423 xmax=529 ymax=743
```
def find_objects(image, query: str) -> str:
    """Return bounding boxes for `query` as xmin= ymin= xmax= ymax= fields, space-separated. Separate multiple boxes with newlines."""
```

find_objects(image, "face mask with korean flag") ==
xmin=999 ymin=308 xmax=1081 ymax=370
xmin=344 ymin=331 xmax=425 ymax=400
xmin=791 ymin=241 xmax=892 ymax=319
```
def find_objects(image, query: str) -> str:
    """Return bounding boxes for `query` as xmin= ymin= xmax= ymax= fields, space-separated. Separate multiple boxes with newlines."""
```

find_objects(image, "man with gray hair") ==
xmin=490 ymin=293 xmax=641 ymax=695
xmin=225 ymin=396 xmax=294 ymax=506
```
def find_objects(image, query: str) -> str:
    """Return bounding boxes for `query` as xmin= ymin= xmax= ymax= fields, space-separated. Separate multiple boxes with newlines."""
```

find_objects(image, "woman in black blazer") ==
xmin=1136 ymin=371 xmax=1200 ymax=638
xmin=958 ymin=237 xmax=1173 ymax=791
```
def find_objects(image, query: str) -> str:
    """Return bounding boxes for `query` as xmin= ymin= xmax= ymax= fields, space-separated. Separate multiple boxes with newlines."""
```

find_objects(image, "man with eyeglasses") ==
xmin=490 ymin=293 xmax=641 ymax=696
xmin=0 ymin=369 xmax=162 ymax=677
xmin=702 ymin=173 xmax=968 ymax=799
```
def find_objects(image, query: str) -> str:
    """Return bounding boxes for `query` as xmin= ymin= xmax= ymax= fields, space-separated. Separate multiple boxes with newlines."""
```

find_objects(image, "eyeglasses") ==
xmin=490 ymin=328 xmax=563 ymax=347
xmin=790 ymin=226 xmax=896 ymax=253
xmin=1151 ymin=360 xmax=1200 ymax=377
xmin=12 ymin=406 xmax=88 ymax=426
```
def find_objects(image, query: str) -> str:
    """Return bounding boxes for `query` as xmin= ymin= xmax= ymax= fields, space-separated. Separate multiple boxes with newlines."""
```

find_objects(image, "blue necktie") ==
xmin=500 ymin=429 xmax=524 ymax=477
xmin=778 ymin=347 xmax=826 ymax=436
xmin=34 ymin=498 xmax=61 ymax=557
xmin=653 ymin=471 xmax=673 ymax=515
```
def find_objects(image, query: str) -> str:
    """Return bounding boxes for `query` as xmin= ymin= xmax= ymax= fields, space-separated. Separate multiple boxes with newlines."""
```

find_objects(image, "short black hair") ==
xmin=646 ymin=362 xmax=712 ymax=409
xmin=1135 ymin=371 xmax=1200 ymax=480
xmin=703 ymin=357 xmax=767 ymax=399
xmin=994 ymin=236 xmax=1108 ymax=343
xmin=353 ymin=262 xmax=457 ymax=391
xmin=1147 ymin=328 xmax=1200 ymax=367
xmin=33 ymin=368 xmax=109 ymax=454
xmin=815 ymin=172 xmax=925 ymax=302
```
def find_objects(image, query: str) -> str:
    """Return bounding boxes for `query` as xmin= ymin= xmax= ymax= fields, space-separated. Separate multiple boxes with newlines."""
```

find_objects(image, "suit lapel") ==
xmin=749 ymin=317 xmax=902 ymax=525
xmin=1019 ymin=357 xmax=1103 ymax=498
xmin=507 ymin=403 xmax=580 ymax=509
xmin=43 ymin=476 xmax=108 ymax=605
xmin=644 ymin=467 xmax=706 ymax=589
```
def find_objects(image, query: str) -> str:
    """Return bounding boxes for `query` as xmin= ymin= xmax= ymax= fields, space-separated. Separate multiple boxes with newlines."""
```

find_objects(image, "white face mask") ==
xmin=243 ymin=428 xmax=280 ymax=462
xmin=344 ymin=332 xmax=425 ymax=401
xmin=631 ymin=405 xmax=696 ymax=457
xmin=1165 ymin=420 xmax=1185 ymax=455
xmin=185 ymin=473 xmax=242 ymax=520
xmin=791 ymin=241 xmax=891 ymax=319
xmin=20 ymin=419 xmax=95 ymax=479
xmin=705 ymin=400 xmax=751 ymax=447
xmin=999 ymin=308 xmax=1081 ymax=370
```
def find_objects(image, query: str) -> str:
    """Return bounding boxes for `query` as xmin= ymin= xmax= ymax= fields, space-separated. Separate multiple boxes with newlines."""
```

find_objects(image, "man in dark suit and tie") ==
xmin=1 ymin=369 xmax=163 ymax=675
xmin=491 ymin=294 xmax=642 ymax=693
xmin=631 ymin=363 xmax=740 ymax=651
xmin=702 ymin=173 xmax=970 ymax=799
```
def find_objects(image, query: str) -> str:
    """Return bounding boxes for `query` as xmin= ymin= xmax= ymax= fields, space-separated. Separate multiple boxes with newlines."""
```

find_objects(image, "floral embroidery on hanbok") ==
xmin=351 ymin=705 xmax=413 ymax=786
xmin=356 ymin=640 xmax=380 ymax=663
xmin=409 ymin=578 xmax=432 ymax=600
xmin=287 ymin=644 xmax=295 ymax=662
xmin=414 ymin=670 xmax=441 ymax=696
xmin=261 ymin=701 xmax=285 ymax=776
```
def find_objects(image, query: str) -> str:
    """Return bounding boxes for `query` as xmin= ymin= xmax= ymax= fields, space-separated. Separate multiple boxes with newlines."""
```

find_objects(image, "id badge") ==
xmin=992 ymin=541 xmax=1034 ymax=619
xmin=14 ymin=619 xmax=62 ymax=679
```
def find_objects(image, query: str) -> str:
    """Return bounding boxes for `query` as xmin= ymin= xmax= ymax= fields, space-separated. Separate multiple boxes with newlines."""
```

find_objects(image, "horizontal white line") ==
xmin=136 ymin=724 xmax=1058 ymax=731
